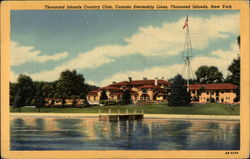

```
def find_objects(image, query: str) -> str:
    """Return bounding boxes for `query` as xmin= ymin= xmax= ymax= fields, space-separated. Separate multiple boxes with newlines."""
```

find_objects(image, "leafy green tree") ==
xmin=226 ymin=36 xmax=240 ymax=102
xmin=56 ymin=70 xmax=85 ymax=99
xmin=10 ymin=82 xmax=18 ymax=106
xmin=13 ymin=89 xmax=22 ymax=112
xmin=34 ymin=82 xmax=46 ymax=112
xmin=195 ymin=66 xmax=223 ymax=84
xmin=100 ymin=90 xmax=108 ymax=100
xmin=16 ymin=74 xmax=35 ymax=106
xmin=35 ymin=97 xmax=45 ymax=112
xmin=227 ymin=56 xmax=240 ymax=86
xmin=72 ymin=98 xmax=77 ymax=107
xmin=50 ymin=99 xmax=55 ymax=112
xmin=122 ymin=89 xmax=132 ymax=105
xmin=61 ymin=98 xmax=66 ymax=107
xmin=167 ymin=74 xmax=191 ymax=106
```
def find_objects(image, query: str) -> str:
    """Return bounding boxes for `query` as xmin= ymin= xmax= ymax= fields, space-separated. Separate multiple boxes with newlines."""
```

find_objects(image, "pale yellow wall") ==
xmin=156 ymin=96 xmax=164 ymax=101
xmin=131 ymin=87 xmax=138 ymax=92
xmin=190 ymin=90 xmax=236 ymax=104
xmin=88 ymin=95 xmax=99 ymax=102
xmin=148 ymin=90 xmax=154 ymax=100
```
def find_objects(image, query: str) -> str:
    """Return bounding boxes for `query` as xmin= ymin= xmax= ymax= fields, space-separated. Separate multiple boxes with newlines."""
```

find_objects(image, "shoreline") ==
xmin=10 ymin=113 xmax=240 ymax=121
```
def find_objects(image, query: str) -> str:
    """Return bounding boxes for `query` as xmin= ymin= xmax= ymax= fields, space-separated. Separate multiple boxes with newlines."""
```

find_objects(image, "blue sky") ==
xmin=11 ymin=10 xmax=239 ymax=86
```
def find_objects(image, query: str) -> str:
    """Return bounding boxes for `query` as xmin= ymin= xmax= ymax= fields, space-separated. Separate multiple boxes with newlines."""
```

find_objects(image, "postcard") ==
xmin=1 ymin=0 xmax=249 ymax=158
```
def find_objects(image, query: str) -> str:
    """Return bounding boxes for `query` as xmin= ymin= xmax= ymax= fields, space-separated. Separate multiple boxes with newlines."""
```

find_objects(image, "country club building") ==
xmin=189 ymin=83 xmax=238 ymax=104
xmin=87 ymin=77 xmax=170 ymax=104
xmin=87 ymin=78 xmax=239 ymax=105
xmin=44 ymin=98 xmax=85 ymax=107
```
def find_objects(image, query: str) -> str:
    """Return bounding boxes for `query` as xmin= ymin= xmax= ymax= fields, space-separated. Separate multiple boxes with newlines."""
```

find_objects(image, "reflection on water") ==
xmin=10 ymin=117 xmax=240 ymax=150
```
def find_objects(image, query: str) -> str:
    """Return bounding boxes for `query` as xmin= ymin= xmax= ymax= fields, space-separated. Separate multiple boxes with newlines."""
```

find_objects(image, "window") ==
xmin=206 ymin=92 xmax=209 ymax=95
xmin=192 ymin=90 xmax=195 ymax=94
xmin=94 ymin=96 xmax=96 ymax=100
xmin=211 ymin=92 xmax=214 ymax=95
xmin=221 ymin=91 xmax=224 ymax=94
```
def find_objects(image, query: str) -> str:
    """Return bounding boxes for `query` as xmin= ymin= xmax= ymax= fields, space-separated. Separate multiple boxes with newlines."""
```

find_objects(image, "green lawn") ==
xmin=10 ymin=103 xmax=240 ymax=115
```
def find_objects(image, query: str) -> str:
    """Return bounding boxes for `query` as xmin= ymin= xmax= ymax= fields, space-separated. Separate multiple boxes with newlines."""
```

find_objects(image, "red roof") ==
xmin=110 ymin=79 xmax=170 ymax=86
xmin=88 ymin=90 xmax=98 ymax=95
xmin=138 ymin=84 xmax=160 ymax=89
xmin=109 ymin=92 xmax=123 ymax=96
xmin=100 ymin=86 xmax=121 ymax=90
xmin=130 ymin=80 xmax=170 ymax=85
xmin=110 ymin=81 xmax=129 ymax=86
xmin=109 ymin=91 xmax=138 ymax=96
xmin=189 ymin=83 xmax=238 ymax=90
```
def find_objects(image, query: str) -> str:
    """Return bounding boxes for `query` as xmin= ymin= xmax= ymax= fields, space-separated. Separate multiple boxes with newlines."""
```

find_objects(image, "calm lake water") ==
xmin=10 ymin=117 xmax=240 ymax=150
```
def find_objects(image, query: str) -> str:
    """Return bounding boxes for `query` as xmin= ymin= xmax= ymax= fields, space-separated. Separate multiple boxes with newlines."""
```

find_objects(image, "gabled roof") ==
xmin=88 ymin=90 xmax=98 ymax=95
xmin=130 ymin=80 xmax=170 ymax=85
xmin=109 ymin=91 xmax=138 ymax=96
xmin=109 ymin=92 xmax=123 ymax=96
xmin=110 ymin=79 xmax=170 ymax=86
xmin=138 ymin=84 xmax=160 ymax=89
xmin=99 ymin=86 xmax=121 ymax=90
xmin=110 ymin=81 xmax=129 ymax=86
xmin=188 ymin=83 xmax=238 ymax=90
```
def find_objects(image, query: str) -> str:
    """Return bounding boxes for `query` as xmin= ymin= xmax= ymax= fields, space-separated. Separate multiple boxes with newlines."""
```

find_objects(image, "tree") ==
xmin=34 ymin=82 xmax=46 ymax=112
xmin=227 ymin=57 xmax=240 ymax=86
xmin=35 ymin=97 xmax=45 ymax=112
xmin=195 ymin=66 xmax=223 ymax=84
xmin=226 ymin=36 xmax=240 ymax=102
xmin=50 ymin=99 xmax=55 ymax=112
xmin=56 ymin=70 xmax=85 ymax=99
xmin=16 ymin=74 xmax=35 ymax=106
xmin=100 ymin=90 xmax=108 ymax=100
xmin=61 ymin=98 xmax=66 ymax=107
xmin=10 ymin=82 xmax=18 ymax=106
xmin=167 ymin=74 xmax=191 ymax=106
xmin=72 ymin=98 xmax=77 ymax=107
xmin=122 ymin=89 xmax=132 ymax=105
xmin=13 ymin=89 xmax=22 ymax=112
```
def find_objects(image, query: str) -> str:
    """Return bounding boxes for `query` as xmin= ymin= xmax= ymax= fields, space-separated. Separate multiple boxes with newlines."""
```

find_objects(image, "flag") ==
xmin=183 ymin=16 xmax=188 ymax=29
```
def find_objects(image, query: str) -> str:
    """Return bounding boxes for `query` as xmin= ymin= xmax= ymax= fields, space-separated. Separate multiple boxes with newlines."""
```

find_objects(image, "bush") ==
xmin=210 ymin=97 xmax=215 ymax=103
xmin=100 ymin=100 xmax=121 ymax=106
xmin=191 ymin=96 xmax=199 ymax=102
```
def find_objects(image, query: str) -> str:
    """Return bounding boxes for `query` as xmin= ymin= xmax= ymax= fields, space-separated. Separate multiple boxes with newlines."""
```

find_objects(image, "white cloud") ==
xmin=11 ymin=41 xmax=69 ymax=66
xmin=89 ymin=42 xmax=239 ymax=87
xmin=11 ymin=13 xmax=239 ymax=82
xmin=10 ymin=71 xmax=18 ymax=83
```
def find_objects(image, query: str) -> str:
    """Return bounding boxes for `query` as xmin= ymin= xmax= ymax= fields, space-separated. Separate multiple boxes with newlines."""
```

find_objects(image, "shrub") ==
xmin=191 ymin=96 xmax=199 ymax=102
xmin=210 ymin=97 xmax=215 ymax=103
xmin=100 ymin=100 xmax=120 ymax=106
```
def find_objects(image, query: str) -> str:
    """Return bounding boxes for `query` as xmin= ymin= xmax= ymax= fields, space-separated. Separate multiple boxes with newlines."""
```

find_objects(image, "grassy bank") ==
xmin=10 ymin=103 xmax=240 ymax=115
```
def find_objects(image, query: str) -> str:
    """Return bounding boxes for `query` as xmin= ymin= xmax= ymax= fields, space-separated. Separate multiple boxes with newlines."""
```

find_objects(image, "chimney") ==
xmin=161 ymin=77 xmax=164 ymax=80
xmin=143 ymin=77 xmax=147 ymax=80
xmin=128 ymin=77 xmax=132 ymax=82
xmin=154 ymin=77 xmax=158 ymax=85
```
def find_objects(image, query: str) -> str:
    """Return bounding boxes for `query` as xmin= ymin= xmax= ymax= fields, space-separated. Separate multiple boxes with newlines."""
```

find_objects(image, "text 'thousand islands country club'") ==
xmin=45 ymin=4 xmax=232 ymax=10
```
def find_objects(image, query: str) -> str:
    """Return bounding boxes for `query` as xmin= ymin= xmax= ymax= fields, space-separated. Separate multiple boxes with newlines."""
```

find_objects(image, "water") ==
xmin=10 ymin=117 xmax=240 ymax=150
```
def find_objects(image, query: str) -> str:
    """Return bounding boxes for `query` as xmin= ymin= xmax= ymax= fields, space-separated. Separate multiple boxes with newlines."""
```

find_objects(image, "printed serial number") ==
xmin=225 ymin=152 xmax=239 ymax=154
